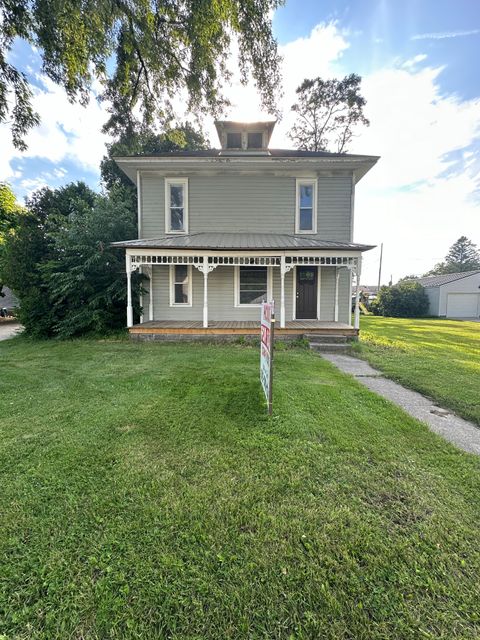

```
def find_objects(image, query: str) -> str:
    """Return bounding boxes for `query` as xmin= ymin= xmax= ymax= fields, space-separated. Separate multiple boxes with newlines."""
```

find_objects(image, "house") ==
xmin=359 ymin=285 xmax=379 ymax=302
xmin=0 ymin=286 xmax=19 ymax=316
xmin=413 ymin=271 xmax=480 ymax=318
xmin=113 ymin=120 xmax=378 ymax=339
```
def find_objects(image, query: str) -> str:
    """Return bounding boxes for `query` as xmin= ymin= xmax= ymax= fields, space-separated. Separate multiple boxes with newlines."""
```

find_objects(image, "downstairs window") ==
xmin=237 ymin=266 xmax=269 ymax=306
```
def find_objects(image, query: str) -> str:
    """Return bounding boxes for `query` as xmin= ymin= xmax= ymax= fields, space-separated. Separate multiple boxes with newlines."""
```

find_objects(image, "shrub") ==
xmin=371 ymin=282 xmax=429 ymax=318
xmin=1 ymin=183 xmax=142 ymax=338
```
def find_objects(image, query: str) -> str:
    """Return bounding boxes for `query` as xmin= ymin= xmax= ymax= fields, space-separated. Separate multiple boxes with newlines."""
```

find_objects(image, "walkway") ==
xmin=0 ymin=322 xmax=23 ymax=341
xmin=322 ymin=353 xmax=480 ymax=456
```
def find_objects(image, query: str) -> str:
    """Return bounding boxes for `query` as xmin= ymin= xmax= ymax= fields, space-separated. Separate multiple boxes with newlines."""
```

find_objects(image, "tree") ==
xmin=0 ymin=183 xmax=25 ymax=298
xmin=371 ymin=282 xmax=429 ymax=318
xmin=425 ymin=236 xmax=480 ymax=275
xmin=100 ymin=123 xmax=210 ymax=208
xmin=41 ymin=195 xmax=140 ymax=338
xmin=398 ymin=274 xmax=420 ymax=282
xmin=289 ymin=74 xmax=369 ymax=153
xmin=1 ymin=0 xmax=282 ymax=149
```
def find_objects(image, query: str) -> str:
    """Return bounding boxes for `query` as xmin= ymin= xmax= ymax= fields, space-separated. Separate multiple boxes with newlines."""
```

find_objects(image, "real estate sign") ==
xmin=260 ymin=301 xmax=275 ymax=414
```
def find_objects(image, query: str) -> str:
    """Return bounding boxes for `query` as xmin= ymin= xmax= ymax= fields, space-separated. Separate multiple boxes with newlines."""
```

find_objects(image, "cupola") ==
xmin=214 ymin=120 xmax=276 ymax=155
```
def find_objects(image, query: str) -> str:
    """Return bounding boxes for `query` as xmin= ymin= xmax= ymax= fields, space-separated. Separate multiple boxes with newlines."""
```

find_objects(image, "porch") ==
xmin=119 ymin=248 xmax=364 ymax=333
xmin=129 ymin=319 xmax=358 ymax=338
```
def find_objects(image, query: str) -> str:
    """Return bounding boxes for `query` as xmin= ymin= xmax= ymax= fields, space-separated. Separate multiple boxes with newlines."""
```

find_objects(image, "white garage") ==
xmin=446 ymin=293 xmax=479 ymax=318
xmin=414 ymin=270 xmax=480 ymax=318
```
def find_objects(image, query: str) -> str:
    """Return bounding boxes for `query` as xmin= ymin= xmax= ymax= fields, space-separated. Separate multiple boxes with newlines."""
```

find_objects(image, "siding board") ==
xmin=141 ymin=174 xmax=352 ymax=242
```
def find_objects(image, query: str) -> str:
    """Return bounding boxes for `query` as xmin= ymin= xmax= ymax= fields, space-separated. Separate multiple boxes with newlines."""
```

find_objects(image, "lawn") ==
xmin=355 ymin=317 xmax=480 ymax=425
xmin=1 ymin=338 xmax=480 ymax=639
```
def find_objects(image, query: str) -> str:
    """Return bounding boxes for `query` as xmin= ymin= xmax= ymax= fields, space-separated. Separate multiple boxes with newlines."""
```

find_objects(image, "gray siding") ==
xmin=141 ymin=265 xmax=345 ymax=323
xmin=319 ymin=268 xmax=335 ymax=321
xmin=140 ymin=174 xmax=352 ymax=241
xmin=425 ymin=287 xmax=440 ymax=316
xmin=338 ymin=269 xmax=351 ymax=324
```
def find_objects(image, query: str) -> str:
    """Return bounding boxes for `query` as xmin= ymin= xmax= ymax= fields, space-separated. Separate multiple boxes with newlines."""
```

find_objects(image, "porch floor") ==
xmin=129 ymin=320 xmax=357 ymax=337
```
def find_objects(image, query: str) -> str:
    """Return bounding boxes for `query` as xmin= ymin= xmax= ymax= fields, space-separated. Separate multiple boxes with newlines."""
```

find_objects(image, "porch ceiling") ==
xmin=113 ymin=233 xmax=374 ymax=252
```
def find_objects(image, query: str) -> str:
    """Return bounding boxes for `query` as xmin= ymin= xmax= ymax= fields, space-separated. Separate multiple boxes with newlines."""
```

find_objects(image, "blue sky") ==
xmin=275 ymin=0 xmax=480 ymax=99
xmin=1 ymin=0 xmax=479 ymax=283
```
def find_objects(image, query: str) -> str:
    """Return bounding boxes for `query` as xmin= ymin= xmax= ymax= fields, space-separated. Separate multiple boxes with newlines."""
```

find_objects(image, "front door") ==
xmin=296 ymin=267 xmax=318 ymax=319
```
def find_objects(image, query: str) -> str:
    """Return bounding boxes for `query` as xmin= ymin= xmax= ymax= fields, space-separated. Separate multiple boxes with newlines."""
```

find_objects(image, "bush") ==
xmin=1 ymin=183 xmax=142 ymax=338
xmin=371 ymin=282 xmax=429 ymax=318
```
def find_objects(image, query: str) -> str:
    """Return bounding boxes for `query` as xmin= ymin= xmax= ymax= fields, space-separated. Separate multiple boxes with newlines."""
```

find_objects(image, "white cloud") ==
xmin=412 ymin=29 xmax=480 ymax=40
xmin=0 ymin=74 xmax=109 ymax=183
xmin=19 ymin=176 xmax=49 ymax=196
xmin=204 ymin=22 xmax=349 ymax=145
xmin=215 ymin=22 xmax=480 ymax=284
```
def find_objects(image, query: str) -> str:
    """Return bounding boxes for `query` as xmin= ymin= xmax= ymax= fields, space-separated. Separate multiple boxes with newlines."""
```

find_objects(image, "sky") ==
xmin=1 ymin=0 xmax=479 ymax=284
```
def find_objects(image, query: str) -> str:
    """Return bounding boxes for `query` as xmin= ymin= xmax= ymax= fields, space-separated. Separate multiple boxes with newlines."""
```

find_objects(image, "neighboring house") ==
xmin=0 ymin=287 xmax=19 ymax=315
xmin=413 ymin=271 xmax=480 ymax=319
xmin=359 ymin=285 xmax=379 ymax=301
xmin=113 ymin=120 xmax=378 ymax=339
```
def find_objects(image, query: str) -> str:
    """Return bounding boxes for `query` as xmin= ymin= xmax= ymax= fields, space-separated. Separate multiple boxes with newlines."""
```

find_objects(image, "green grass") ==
xmin=1 ymin=337 xmax=480 ymax=639
xmin=355 ymin=317 xmax=480 ymax=425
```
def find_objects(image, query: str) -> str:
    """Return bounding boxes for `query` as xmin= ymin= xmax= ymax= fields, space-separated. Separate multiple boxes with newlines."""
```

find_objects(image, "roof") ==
xmin=412 ymin=270 xmax=480 ymax=288
xmin=115 ymin=148 xmax=375 ymax=159
xmin=112 ymin=233 xmax=375 ymax=252
xmin=214 ymin=120 xmax=277 ymax=149
xmin=113 ymin=149 xmax=379 ymax=184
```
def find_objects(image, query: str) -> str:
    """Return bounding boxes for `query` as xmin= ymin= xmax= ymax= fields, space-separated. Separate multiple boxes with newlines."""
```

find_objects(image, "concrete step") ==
xmin=309 ymin=342 xmax=350 ymax=353
xmin=304 ymin=334 xmax=348 ymax=344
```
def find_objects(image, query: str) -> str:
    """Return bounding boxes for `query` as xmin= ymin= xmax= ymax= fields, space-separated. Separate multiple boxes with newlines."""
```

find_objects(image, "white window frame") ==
xmin=169 ymin=264 xmax=193 ymax=307
xmin=234 ymin=265 xmax=272 ymax=307
xmin=165 ymin=177 xmax=188 ymax=234
xmin=295 ymin=178 xmax=317 ymax=234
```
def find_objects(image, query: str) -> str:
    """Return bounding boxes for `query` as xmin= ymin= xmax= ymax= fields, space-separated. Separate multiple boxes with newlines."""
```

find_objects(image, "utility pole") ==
xmin=377 ymin=242 xmax=383 ymax=291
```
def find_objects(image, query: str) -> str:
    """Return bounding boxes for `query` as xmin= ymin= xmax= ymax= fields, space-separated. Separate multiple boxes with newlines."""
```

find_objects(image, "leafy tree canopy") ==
xmin=289 ymin=74 xmax=369 ymax=153
xmin=0 ymin=182 xmax=24 ymax=239
xmin=101 ymin=123 xmax=210 ymax=199
xmin=425 ymin=236 xmax=480 ymax=275
xmin=371 ymin=281 xmax=429 ymax=318
xmin=1 ymin=0 xmax=283 ymax=149
xmin=1 ymin=181 xmax=141 ymax=337
xmin=0 ymin=182 xmax=25 ymax=297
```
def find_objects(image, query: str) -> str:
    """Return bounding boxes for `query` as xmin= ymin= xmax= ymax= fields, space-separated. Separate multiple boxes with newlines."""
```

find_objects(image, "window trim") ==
xmin=169 ymin=264 xmax=193 ymax=307
xmin=295 ymin=178 xmax=317 ymax=234
xmin=234 ymin=265 xmax=272 ymax=308
xmin=165 ymin=177 xmax=189 ymax=234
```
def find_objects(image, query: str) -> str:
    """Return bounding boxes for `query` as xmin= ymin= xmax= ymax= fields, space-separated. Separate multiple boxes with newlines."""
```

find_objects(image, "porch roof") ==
xmin=112 ymin=233 xmax=374 ymax=252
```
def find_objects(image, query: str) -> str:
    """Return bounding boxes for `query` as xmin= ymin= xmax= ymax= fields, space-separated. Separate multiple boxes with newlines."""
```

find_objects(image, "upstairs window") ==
xmin=165 ymin=178 xmax=188 ymax=233
xmin=247 ymin=132 xmax=263 ymax=149
xmin=236 ymin=266 xmax=270 ymax=306
xmin=226 ymin=132 xmax=242 ymax=149
xmin=170 ymin=264 xmax=192 ymax=306
xmin=295 ymin=179 xmax=317 ymax=234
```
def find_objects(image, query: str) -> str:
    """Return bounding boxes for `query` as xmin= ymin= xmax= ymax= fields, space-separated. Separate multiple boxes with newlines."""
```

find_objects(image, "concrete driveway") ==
xmin=0 ymin=322 xmax=23 ymax=341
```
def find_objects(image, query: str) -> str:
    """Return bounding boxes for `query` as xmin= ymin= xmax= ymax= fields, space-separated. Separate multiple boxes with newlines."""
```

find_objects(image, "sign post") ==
xmin=260 ymin=301 xmax=275 ymax=415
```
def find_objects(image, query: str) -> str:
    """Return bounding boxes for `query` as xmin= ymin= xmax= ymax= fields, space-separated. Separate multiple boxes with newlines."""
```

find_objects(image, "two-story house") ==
xmin=113 ymin=120 xmax=378 ymax=339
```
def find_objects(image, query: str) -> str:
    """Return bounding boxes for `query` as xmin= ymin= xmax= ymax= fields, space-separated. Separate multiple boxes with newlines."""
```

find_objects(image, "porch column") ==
xmin=203 ymin=255 xmax=209 ymax=328
xmin=139 ymin=266 xmax=144 ymax=323
xmin=334 ymin=267 xmax=340 ymax=322
xmin=354 ymin=258 xmax=362 ymax=330
xmin=126 ymin=254 xmax=133 ymax=328
xmin=280 ymin=256 xmax=286 ymax=329
xmin=148 ymin=266 xmax=154 ymax=321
